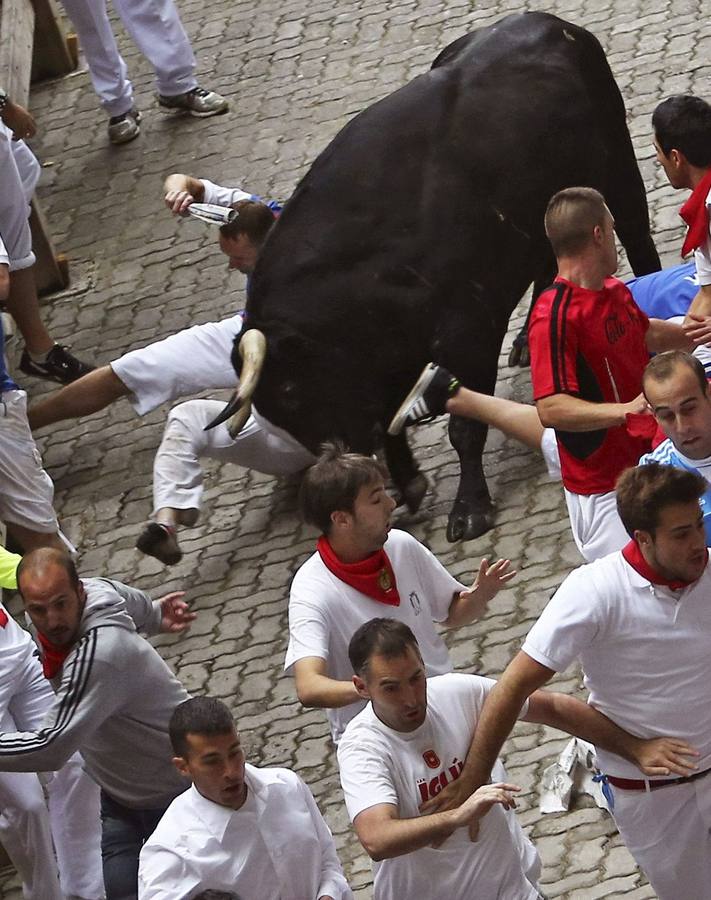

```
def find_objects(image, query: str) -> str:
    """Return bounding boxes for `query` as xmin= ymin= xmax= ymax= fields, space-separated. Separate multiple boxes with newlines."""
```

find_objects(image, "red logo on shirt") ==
xmin=417 ymin=757 xmax=464 ymax=803
xmin=422 ymin=749 xmax=440 ymax=769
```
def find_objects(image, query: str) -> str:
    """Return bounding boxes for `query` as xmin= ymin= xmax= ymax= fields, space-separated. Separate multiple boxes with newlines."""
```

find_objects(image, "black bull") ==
xmin=224 ymin=11 xmax=661 ymax=542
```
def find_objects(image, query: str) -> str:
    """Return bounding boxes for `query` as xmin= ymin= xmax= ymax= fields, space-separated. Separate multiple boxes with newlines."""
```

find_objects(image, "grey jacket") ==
xmin=0 ymin=578 xmax=190 ymax=808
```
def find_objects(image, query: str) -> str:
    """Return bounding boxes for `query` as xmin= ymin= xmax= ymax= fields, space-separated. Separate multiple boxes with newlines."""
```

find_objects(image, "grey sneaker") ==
xmin=107 ymin=108 xmax=141 ymax=144
xmin=387 ymin=363 xmax=460 ymax=435
xmin=157 ymin=86 xmax=228 ymax=117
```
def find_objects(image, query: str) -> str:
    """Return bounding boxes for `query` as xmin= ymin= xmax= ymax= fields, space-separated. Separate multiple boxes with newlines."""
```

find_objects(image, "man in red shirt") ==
xmin=389 ymin=187 xmax=711 ymax=560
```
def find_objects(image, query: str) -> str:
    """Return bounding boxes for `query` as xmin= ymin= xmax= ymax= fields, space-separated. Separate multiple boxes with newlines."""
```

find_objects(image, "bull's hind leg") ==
xmin=447 ymin=414 xmax=495 ymax=541
xmin=384 ymin=432 xmax=428 ymax=513
xmin=508 ymin=259 xmax=556 ymax=368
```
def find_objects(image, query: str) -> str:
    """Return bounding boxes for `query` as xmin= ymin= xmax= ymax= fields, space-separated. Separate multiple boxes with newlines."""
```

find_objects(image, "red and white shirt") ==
xmin=529 ymin=276 xmax=652 ymax=494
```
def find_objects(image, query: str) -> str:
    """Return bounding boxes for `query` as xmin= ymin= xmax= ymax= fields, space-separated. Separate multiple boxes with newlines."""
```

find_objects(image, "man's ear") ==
xmin=353 ymin=674 xmax=370 ymax=701
xmin=634 ymin=528 xmax=652 ymax=549
xmin=330 ymin=509 xmax=351 ymax=531
xmin=173 ymin=756 xmax=190 ymax=777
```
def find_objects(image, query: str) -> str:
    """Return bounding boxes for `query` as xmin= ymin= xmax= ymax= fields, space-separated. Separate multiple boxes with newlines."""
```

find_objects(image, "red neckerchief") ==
xmin=316 ymin=536 xmax=401 ymax=606
xmin=622 ymin=539 xmax=706 ymax=591
xmin=0 ymin=609 xmax=7 ymax=628
xmin=37 ymin=632 xmax=72 ymax=679
xmin=679 ymin=169 xmax=711 ymax=258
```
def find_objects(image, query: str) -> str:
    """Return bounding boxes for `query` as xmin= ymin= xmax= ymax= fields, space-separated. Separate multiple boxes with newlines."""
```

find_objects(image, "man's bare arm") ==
xmin=536 ymin=393 xmax=648 ymax=432
xmin=163 ymin=173 xmax=205 ymax=215
xmin=293 ymin=657 xmax=361 ymax=709
xmin=354 ymin=784 xmax=520 ymax=861
xmin=686 ymin=283 xmax=711 ymax=320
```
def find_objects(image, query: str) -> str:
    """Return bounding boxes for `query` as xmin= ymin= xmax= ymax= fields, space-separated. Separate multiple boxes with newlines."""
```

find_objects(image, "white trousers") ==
xmin=59 ymin=0 xmax=197 ymax=117
xmin=153 ymin=399 xmax=315 ymax=513
xmin=0 ymin=125 xmax=40 ymax=271
xmin=539 ymin=428 xmax=628 ymax=562
xmin=611 ymin=776 xmax=711 ymax=900
xmin=0 ymin=644 xmax=103 ymax=899
xmin=111 ymin=314 xmax=242 ymax=415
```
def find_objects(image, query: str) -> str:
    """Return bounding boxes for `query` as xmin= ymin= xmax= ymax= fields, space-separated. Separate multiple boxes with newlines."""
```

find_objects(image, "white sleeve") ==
xmin=521 ymin=568 xmax=601 ymax=672
xmin=137 ymin=843 xmax=201 ymax=900
xmin=694 ymin=197 xmax=711 ymax=286
xmin=199 ymin=178 xmax=253 ymax=208
xmin=409 ymin=537 xmax=465 ymax=622
xmin=284 ymin=573 xmax=330 ymax=672
xmin=337 ymin=729 xmax=398 ymax=822
xmin=0 ymin=234 xmax=9 ymax=268
xmin=295 ymin=776 xmax=353 ymax=900
xmin=450 ymin=673 xmax=530 ymax=724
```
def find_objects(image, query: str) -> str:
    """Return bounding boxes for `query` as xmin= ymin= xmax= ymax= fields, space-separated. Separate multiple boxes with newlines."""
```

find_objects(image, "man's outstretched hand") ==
xmin=157 ymin=591 xmax=196 ymax=633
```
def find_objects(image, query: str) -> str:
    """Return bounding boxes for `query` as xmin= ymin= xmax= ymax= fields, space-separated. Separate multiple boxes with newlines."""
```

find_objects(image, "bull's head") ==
xmin=204 ymin=328 xmax=267 ymax=438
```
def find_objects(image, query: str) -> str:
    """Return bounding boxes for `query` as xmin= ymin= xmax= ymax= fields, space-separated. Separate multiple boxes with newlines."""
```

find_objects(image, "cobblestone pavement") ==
xmin=2 ymin=0 xmax=710 ymax=895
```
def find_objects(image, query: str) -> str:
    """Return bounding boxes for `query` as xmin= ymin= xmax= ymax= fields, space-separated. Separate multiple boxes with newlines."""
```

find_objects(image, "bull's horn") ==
xmin=237 ymin=329 xmax=267 ymax=403
xmin=203 ymin=390 xmax=243 ymax=431
xmin=202 ymin=329 xmax=267 ymax=435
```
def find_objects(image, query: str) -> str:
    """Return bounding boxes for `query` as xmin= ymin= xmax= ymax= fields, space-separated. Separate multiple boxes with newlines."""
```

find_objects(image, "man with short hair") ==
xmin=28 ymin=173 xmax=313 ymax=564
xmin=652 ymin=94 xmax=711 ymax=317
xmin=0 ymin=547 xmax=197 ymax=899
xmin=337 ymin=618 xmax=690 ymax=900
xmin=390 ymin=186 xmax=711 ymax=561
xmin=285 ymin=443 xmax=515 ymax=745
xmin=138 ymin=696 xmax=353 ymax=900
xmin=421 ymin=463 xmax=711 ymax=900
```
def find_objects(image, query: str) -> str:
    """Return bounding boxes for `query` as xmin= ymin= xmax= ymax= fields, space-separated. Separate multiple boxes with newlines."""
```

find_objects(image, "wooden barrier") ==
xmin=0 ymin=0 xmax=76 ymax=294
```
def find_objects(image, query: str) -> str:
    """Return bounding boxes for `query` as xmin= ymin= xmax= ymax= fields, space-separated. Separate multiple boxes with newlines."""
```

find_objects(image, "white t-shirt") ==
xmin=693 ymin=187 xmax=711 ymax=286
xmin=0 ymin=235 xmax=8 ymax=268
xmin=522 ymin=552 xmax=711 ymax=778
xmin=285 ymin=529 xmax=464 ymax=743
xmin=337 ymin=673 xmax=536 ymax=900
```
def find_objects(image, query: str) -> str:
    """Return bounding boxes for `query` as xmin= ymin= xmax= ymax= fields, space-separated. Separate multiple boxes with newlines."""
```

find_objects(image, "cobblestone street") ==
xmin=2 ymin=0 xmax=710 ymax=895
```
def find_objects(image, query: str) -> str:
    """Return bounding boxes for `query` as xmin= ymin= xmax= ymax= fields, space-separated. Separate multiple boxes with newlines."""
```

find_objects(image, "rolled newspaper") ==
xmin=187 ymin=203 xmax=238 ymax=225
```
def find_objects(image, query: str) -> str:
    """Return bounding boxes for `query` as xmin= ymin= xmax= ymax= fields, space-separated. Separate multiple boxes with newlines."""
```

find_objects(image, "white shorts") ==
xmin=111 ymin=314 xmax=242 ymax=415
xmin=0 ymin=391 xmax=58 ymax=533
xmin=0 ymin=125 xmax=40 ymax=271
xmin=563 ymin=488 xmax=629 ymax=562
xmin=540 ymin=427 xmax=561 ymax=479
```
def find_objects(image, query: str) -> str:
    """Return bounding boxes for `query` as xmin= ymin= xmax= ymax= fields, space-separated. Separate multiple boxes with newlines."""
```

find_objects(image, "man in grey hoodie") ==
xmin=0 ymin=547 xmax=196 ymax=900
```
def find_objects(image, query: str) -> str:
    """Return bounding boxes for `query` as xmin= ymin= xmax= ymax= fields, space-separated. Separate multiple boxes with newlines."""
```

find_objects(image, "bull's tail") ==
xmin=573 ymin=24 xmax=660 ymax=275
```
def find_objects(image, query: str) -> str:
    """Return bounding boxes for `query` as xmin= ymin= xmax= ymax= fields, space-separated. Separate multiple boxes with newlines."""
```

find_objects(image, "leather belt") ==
xmin=606 ymin=766 xmax=711 ymax=792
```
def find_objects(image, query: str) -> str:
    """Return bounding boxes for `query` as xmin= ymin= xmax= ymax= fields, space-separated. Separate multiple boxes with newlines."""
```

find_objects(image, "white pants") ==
xmin=59 ymin=0 xmax=197 ymax=117
xmin=0 ymin=125 xmax=40 ymax=271
xmin=611 ymin=776 xmax=711 ymax=900
xmin=0 ymin=644 xmax=104 ymax=899
xmin=0 ymin=391 xmax=59 ymax=534
xmin=539 ymin=428 xmax=628 ymax=562
xmin=111 ymin=314 xmax=242 ymax=415
xmin=153 ymin=400 xmax=315 ymax=513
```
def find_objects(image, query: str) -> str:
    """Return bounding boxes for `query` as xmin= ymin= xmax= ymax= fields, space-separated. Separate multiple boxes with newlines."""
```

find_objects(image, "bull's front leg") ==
xmin=383 ymin=432 xmax=428 ymax=513
xmin=446 ymin=414 xmax=495 ymax=542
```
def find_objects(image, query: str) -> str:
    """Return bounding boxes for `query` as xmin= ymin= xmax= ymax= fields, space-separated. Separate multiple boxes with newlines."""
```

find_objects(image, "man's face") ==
xmin=638 ymin=500 xmax=707 ymax=584
xmin=174 ymin=727 xmax=247 ymax=810
xmin=21 ymin=565 xmax=86 ymax=647
xmin=654 ymin=139 xmax=689 ymax=190
xmin=646 ymin=364 xmax=711 ymax=460
xmin=219 ymin=233 xmax=260 ymax=275
xmin=339 ymin=479 xmax=396 ymax=555
xmin=354 ymin=646 xmax=427 ymax=732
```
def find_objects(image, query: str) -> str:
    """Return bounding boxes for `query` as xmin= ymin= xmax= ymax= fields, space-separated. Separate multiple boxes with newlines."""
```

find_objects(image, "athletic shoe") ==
xmin=157 ymin=86 xmax=228 ymax=118
xmin=108 ymin=108 xmax=141 ymax=145
xmin=19 ymin=344 xmax=94 ymax=384
xmin=387 ymin=363 xmax=460 ymax=435
xmin=136 ymin=522 xmax=183 ymax=565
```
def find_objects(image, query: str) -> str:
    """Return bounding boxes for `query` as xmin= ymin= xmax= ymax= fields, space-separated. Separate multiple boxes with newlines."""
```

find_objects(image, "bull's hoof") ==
xmin=507 ymin=341 xmax=530 ymax=369
xmin=402 ymin=473 xmax=428 ymax=513
xmin=446 ymin=501 xmax=496 ymax=542
xmin=518 ymin=343 xmax=530 ymax=367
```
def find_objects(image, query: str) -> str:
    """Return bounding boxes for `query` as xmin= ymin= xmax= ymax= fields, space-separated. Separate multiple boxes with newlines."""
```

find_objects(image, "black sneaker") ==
xmin=19 ymin=344 xmax=95 ymax=384
xmin=387 ymin=363 xmax=460 ymax=435
xmin=136 ymin=522 xmax=183 ymax=565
